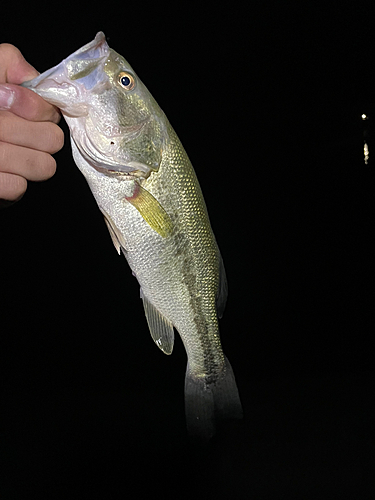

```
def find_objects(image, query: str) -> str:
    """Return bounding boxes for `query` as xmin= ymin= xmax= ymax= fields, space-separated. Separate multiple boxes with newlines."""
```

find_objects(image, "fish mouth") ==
xmin=21 ymin=32 xmax=110 ymax=115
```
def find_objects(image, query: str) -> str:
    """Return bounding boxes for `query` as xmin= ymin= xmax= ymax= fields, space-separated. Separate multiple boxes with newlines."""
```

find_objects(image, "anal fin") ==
xmin=141 ymin=291 xmax=174 ymax=354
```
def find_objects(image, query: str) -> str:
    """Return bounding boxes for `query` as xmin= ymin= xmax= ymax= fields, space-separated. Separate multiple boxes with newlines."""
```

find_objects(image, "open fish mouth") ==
xmin=21 ymin=32 xmax=110 ymax=114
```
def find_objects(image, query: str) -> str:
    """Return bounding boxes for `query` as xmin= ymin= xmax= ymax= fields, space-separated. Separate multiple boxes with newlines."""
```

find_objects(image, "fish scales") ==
xmin=22 ymin=32 xmax=242 ymax=438
xmin=151 ymin=125 xmax=223 ymax=377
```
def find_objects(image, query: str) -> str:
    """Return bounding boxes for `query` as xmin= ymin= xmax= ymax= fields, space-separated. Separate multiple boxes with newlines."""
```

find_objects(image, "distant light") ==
xmin=364 ymin=142 xmax=369 ymax=165
xmin=362 ymin=113 xmax=368 ymax=120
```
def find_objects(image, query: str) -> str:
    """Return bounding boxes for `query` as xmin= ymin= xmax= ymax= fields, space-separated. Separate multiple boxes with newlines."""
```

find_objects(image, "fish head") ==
xmin=22 ymin=32 xmax=168 ymax=178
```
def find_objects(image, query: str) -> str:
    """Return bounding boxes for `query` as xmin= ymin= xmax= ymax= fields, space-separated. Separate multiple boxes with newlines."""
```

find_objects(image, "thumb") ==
xmin=0 ymin=43 xmax=39 ymax=84
xmin=0 ymin=43 xmax=60 ymax=123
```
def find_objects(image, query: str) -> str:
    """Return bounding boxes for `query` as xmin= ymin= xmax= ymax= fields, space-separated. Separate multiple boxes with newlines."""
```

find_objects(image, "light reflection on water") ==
xmin=361 ymin=110 xmax=371 ymax=165
xmin=364 ymin=141 xmax=369 ymax=164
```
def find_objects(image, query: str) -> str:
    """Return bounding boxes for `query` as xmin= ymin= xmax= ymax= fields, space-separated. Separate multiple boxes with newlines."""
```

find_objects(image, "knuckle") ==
xmin=11 ymin=176 xmax=28 ymax=199
xmin=0 ymin=43 xmax=21 ymax=60
xmin=0 ymin=172 xmax=27 ymax=201
xmin=15 ymin=91 xmax=46 ymax=122
xmin=25 ymin=97 xmax=42 ymax=121
xmin=0 ymin=141 xmax=55 ymax=183
xmin=38 ymin=153 xmax=56 ymax=180
xmin=52 ymin=108 xmax=62 ymax=124
xmin=53 ymin=125 xmax=65 ymax=152
xmin=19 ymin=91 xmax=60 ymax=123
xmin=0 ymin=141 xmax=10 ymax=165
xmin=0 ymin=113 xmax=7 ymax=141
xmin=0 ymin=112 xmax=18 ymax=143
xmin=45 ymin=123 xmax=64 ymax=153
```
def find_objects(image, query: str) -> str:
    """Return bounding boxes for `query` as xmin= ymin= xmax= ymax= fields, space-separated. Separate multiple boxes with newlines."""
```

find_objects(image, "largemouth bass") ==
xmin=23 ymin=32 xmax=242 ymax=438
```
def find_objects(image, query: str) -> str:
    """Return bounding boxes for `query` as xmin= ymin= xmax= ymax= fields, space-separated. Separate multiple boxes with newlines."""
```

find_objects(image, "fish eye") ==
xmin=118 ymin=71 xmax=135 ymax=90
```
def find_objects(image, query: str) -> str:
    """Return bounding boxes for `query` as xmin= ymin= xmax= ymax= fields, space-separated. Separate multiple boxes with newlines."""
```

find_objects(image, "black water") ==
xmin=1 ymin=5 xmax=374 ymax=499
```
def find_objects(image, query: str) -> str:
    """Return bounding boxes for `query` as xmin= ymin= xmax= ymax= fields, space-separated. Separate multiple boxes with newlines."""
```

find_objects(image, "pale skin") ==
xmin=0 ymin=44 xmax=64 ymax=203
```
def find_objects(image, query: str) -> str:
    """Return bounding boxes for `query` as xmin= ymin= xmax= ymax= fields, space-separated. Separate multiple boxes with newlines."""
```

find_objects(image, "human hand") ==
xmin=0 ymin=44 xmax=64 ymax=204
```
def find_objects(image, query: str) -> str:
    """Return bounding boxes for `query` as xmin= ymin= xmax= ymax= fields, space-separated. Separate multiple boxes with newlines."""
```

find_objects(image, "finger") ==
xmin=0 ymin=43 xmax=39 ymax=84
xmin=0 ymin=84 xmax=61 ymax=124
xmin=0 ymin=112 xmax=64 ymax=153
xmin=0 ymin=43 xmax=61 ymax=123
xmin=0 ymin=142 xmax=57 ymax=182
xmin=0 ymin=171 xmax=27 ymax=201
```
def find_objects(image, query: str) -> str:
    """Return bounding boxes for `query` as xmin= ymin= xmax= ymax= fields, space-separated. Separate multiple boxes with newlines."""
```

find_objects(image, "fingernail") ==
xmin=0 ymin=85 xmax=15 ymax=110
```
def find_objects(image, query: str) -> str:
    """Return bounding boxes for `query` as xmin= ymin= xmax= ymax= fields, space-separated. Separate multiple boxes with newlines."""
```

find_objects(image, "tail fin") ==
xmin=184 ymin=356 xmax=243 ymax=440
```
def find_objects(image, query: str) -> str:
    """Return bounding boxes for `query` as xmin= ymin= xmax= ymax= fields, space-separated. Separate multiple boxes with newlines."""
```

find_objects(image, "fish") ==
xmin=22 ymin=32 xmax=242 ymax=438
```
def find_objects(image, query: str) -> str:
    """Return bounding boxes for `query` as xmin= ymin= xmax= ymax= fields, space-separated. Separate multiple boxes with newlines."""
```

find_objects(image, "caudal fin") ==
xmin=184 ymin=356 xmax=243 ymax=439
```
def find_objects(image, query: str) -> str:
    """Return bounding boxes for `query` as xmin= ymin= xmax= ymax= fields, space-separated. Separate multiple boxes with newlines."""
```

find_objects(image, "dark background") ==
xmin=1 ymin=3 xmax=374 ymax=498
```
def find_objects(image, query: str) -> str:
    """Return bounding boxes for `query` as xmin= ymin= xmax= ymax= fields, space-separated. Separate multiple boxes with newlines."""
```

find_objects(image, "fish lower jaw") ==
xmin=91 ymin=164 xmax=148 ymax=179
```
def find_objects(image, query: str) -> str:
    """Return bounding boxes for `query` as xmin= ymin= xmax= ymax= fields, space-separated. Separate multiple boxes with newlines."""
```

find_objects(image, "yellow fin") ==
xmin=125 ymin=183 xmax=173 ymax=238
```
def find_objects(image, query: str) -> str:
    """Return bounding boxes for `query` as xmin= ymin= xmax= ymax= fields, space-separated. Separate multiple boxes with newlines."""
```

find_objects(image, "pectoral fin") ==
xmin=124 ymin=183 xmax=173 ymax=238
xmin=141 ymin=290 xmax=174 ymax=355
xmin=100 ymin=208 xmax=127 ymax=254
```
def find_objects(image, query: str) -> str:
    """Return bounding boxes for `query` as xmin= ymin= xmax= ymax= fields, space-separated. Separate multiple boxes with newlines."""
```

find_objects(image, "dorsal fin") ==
xmin=141 ymin=291 xmax=174 ymax=354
